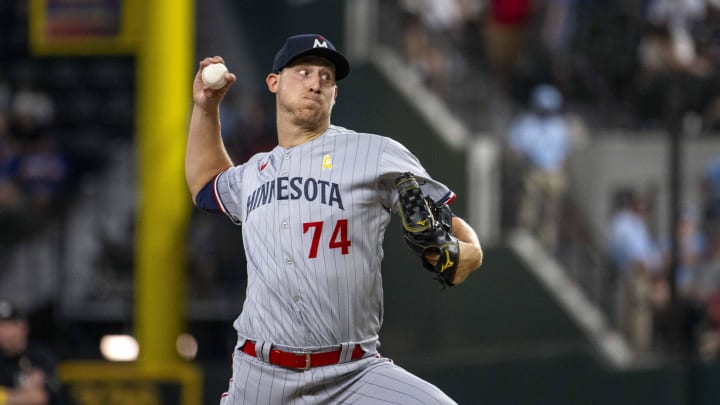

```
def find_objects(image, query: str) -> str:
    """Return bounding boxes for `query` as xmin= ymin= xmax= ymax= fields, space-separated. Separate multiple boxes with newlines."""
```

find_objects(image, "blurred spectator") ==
xmin=646 ymin=0 xmax=707 ymax=37
xmin=14 ymin=135 xmax=67 ymax=215
xmin=633 ymin=0 xmax=716 ymax=126
xmin=700 ymin=157 xmax=720 ymax=229
xmin=607 ymin=187 xmax=667 ymax=353
xmin=656 ymin=207 xmax=708 ymax=351
xmin=0 ymin=301 xmax=59 ymax=405
xmin=483 ymin=0 xmax=534 ymax=84
xmin=10 ymin=84 xmax=55 ymax=143
xmin=689 ymin=226 xmax=720 ymax=357
xmin=400 ymin=0 xmax=464 ymax=96
xmin=0 ymin=79 xmax=65 ymax=242
xmin=538 ymin=0 xmax=578 ymax=63
xmin=696 ymin=1 xmax=720 ymax=129
xmin=402 ymin=0 xmax=464 ymax=35
xmin=0 ymin=111 xmax=31 ymax=247
xmin=0 ymin=113 xmax=21 ymax=203
xmin=697 ymin=292 xmax=720 ymax=361
xmin=675 ymin=209 xmax=708 ymax=297
xmin=644 ymin=0 xmax=710 ymax=77
xmin=505 ymin=83 xmax=574 ymax=252
xmin=532 ymin=0 xmax=597 ymax=105
xmin=696 ymin=225 xmax=720 ymax=301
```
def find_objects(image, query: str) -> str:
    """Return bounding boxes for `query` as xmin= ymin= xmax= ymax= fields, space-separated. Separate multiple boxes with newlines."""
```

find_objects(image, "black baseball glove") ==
xmin=395 ymin=172 xmax=459 ymax=287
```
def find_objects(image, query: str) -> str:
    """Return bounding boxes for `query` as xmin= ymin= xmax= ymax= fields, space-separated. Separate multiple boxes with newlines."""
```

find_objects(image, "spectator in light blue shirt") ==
xmin=509 ymin=84 xmax=571 ymax=173
xmin=507 ymin=83 xmax=571 ymax=251
xmin=609 ymin=207 xmax=663 ymax=277
xmin=607 ymin=188 xmax=666 ymax=353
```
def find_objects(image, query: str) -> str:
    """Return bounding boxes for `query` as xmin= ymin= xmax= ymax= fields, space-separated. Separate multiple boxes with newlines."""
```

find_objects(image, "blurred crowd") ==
xmin=606 ymin=183 xmax=720 ymax=359
xmin=390 ymin=0 xmax=720 ymax=360
xmin=392 ymin=0 xmax=720 ymax=131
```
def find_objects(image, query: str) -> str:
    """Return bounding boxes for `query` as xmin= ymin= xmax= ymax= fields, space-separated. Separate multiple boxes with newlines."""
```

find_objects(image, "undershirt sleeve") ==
xmin=195 ymin=178 xmax=222 ymax=213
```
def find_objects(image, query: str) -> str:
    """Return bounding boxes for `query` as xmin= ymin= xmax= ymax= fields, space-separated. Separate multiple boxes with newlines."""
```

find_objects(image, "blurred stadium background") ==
xmin=2 ymin=0 xmax=720 ymax=403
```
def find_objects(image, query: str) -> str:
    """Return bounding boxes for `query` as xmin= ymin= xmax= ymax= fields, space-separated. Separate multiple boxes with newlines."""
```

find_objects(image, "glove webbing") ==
xmin=395 ymin=172 xmax=459 ymax=288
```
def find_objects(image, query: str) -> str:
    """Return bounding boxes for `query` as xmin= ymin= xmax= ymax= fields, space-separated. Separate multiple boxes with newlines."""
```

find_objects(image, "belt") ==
xmin=241 ymin=341 xmax=364 ymax=371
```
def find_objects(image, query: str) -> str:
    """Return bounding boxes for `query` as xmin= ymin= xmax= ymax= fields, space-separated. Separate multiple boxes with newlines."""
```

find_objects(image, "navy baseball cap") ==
xmin=272 ymin=34 xmax=350 ymax=81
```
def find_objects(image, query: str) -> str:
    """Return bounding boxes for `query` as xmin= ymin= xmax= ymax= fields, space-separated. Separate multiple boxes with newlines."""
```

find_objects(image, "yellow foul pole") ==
xmin=135 ymin=0 xmax=194 ymax=364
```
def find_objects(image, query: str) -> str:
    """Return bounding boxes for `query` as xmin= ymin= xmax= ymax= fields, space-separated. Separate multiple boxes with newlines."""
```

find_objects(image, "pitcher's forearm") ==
xmin=452 ymin=240 xmax=483 ymax=285
xmin=451 ymin=217 xmax=483 ymax=285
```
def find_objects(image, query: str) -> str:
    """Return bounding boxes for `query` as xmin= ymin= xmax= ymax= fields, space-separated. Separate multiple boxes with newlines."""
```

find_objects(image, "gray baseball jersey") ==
xmin=212 ymin=125 xmax=457 ymax=404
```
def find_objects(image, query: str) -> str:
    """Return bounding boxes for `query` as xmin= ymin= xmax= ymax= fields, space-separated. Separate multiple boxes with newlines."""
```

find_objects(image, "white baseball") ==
xmin=202 ymin=63 xmax=228 ymax=89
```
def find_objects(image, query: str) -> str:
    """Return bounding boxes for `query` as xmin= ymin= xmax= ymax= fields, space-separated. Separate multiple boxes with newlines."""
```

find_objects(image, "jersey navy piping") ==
xmin=213 ymin=170 xmax=241 ymax=225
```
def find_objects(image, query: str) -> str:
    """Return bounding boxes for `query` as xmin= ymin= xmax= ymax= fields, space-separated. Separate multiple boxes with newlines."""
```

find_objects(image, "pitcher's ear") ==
xmin=266 ymin=73 xmax=280 ymax=93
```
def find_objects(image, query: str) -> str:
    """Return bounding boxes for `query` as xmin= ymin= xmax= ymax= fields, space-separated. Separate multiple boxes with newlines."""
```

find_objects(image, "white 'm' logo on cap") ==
xmin=313 ymin=39 xmax=328 ymax=48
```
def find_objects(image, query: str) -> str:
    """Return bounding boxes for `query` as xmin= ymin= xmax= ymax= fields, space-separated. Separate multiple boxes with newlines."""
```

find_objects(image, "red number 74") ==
xmin=302 ymin=219 xmax=352 ymax=258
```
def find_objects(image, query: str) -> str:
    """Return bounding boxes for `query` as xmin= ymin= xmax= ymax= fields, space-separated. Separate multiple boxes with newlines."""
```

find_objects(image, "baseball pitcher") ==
xmin=186 ymin=34 xmax=484 ymax=404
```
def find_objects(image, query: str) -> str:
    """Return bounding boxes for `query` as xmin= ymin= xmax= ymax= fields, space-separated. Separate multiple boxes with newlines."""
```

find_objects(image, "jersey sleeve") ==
xmin=213 ymin=164 xmax=247 ymax=225
xmin=377 ymin=137 xmax=455 ymax=212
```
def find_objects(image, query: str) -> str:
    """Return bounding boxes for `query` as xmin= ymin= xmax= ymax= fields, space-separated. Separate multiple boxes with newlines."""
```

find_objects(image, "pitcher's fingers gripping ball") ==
xmin=396 ymin=172 xmax=460 ymax=287
xmin=202 ymin=62 xmax=229 ymax=89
